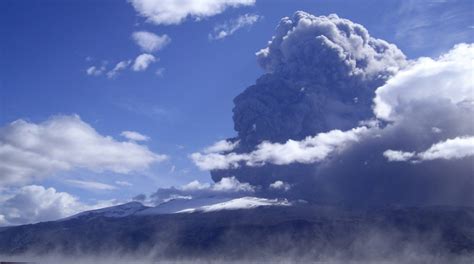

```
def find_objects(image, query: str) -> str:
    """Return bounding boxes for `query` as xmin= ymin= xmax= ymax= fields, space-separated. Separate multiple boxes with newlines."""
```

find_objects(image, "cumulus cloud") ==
xmin=385 ymin=137 xmax=474 ymax=162
xmin=418 ymin=136 xmax=474 ymax=161
xmin=373 ymin=43 xmax=474 ymax=121
xmin=106 ymin=60 xmax=131 ymax=78
xmin=246 ymin=126 xmax=369 ymax=166
xmin=66 ymin=179 xmax=117 ymax=191
xmin=0 ymin=115 xmax=166 ymax=186
xmin=269 ymin=180 xmax=291 ymax=191
xmin=211 ymin=176 xmax=254 ymax=192
xmin=121 ymin=130 xmax=150 ymax=141
xmin=383 ymin=149 xmax=415 ymax=162
xmin=209 ymin=13 xmax=261 ymax=40
xmin=132 ymin=31 xmax=171 ymax=53
xmin=0 ymin=185 xmax=116 ymax=226
xmin=86 ymin=54 xmax=161 ymax=78
xmin=179 ymin=176 xmax=254 ymax=193
xmin=191 ymin=126 xmax=369 ymax=170
xmin=132 ymin=53 xmax=157 ymax=71
xmin=149 ymin=176 xmax=255 ymax=205
xmin=191 ymin=152 xmax=245 ymax=170
xmin=203 ymin=139 xmax=239 ymax=153
xmin=180 ymin=180 xmax=210 ymax=191
xmin=86 ymin=65 xmax=106 ymax=76
xmin=128 ymin=0 xmax=256 ymax=25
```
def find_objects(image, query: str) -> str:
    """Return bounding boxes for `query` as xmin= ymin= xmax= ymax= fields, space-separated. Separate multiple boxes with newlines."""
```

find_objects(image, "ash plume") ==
xmin=191 ymin=12 xmax=474 ymax=206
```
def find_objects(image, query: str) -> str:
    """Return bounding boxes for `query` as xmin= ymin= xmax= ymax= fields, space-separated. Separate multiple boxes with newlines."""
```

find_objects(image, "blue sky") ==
xmin=0 ymin=0 xmax=473 ymax=221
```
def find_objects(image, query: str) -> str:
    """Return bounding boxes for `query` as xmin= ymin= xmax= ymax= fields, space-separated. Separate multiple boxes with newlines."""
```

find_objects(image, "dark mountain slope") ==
xmin=0 ymin=205 xmax=473 ymax=262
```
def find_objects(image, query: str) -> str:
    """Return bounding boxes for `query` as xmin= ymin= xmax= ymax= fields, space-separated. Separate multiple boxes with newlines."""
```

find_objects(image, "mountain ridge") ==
xmin=0 ymin=204 xmax=472 ymax=262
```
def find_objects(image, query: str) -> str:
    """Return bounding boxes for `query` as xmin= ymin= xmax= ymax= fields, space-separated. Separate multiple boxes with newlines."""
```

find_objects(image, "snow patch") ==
xmin=137 ymin=197 xmax=233 ymax=215
xmin=177 ymin=197 xmax=291 ymax=213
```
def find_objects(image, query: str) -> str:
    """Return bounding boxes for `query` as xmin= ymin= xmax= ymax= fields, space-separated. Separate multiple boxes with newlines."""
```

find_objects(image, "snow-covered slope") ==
xmin=66 ymin=201 xmax=149 ymax=220
xmin=177 ymin=197 xmax=291 ymax=213
xmin=63 ymin=197 xmax=291 ymax=220
xmin=137 ymin=197 xmax=233 ymax=215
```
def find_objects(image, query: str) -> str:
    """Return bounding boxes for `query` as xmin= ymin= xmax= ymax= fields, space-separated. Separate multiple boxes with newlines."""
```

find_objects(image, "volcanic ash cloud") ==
xmin=192 ymin=11 xmax=473 ymax=206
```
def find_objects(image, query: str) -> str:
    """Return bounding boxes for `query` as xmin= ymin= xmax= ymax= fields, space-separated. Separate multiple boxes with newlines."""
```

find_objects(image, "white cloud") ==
xmin=204 ymin=139 xmax=239 ymax=153
xmin=66 ymin=179 xmax=117 ymax=191
xmin=121 ymin=130 xmax=150 ymax=141
xmin=180 ymin=176 xmax=254 ymax=192
xmin=150 ymin=177 xmax=255 ymax=205
xmin=386 ymin=137 xmax=474 ymax=162
xmin=383 ymin=150 xmax=415 ymax=162
xmin=87 ymin=59 xmax=135 ymax=79
xmin=191 ymin=126 xmax=369 ymax=170
xmin=180 ymin=180 xmax=211 ymax=191
xmin=269 ymin=180 xmax=291 ymax=191
xmin=190 ymin=152 xmax=246 ymax=170
xmin=132 ymin=53 xmax=157 ymax=71
xmin=0 ymin=115 xmax=167 ymax=186
xmin=132 ymin=31 xmax=171 ymax=53
xmin=418 ymin=136 xmax=474 ymax=161
xmin=86 ymin=66 xmax=106 ymax=76
xmin=106 ymin=60 xmax=131 ymax=79
xmin=373 ymin=43 xmax=474 ymax=121
xmin=209 ymin=13 xmax=261 ymax=40
xmin=248 ymin=127 xmax=368 ymax=166
xmin=0 ymin=185 xmax=117 ymax=226
xmin=376 ymin=44 xmax=474 ymax=163
xmin=129 ymin=0 xmax=256 ymax=25
xmin=211 ymin=176 xmax=254 ymax=192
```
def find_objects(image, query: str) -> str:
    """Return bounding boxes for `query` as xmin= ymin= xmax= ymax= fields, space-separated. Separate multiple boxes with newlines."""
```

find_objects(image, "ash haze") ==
xmin=0 ymin=0 xmax=473 ymax=263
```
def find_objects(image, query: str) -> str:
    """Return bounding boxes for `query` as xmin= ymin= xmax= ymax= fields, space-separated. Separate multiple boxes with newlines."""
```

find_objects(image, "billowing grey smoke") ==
xmin=211 ymin=11 xmax=408 ymax=195
xmin=232 ymin=11 xmax=406 ymax=145
xmin=256 ymin=12 xmax=406 ymax=78
xmin=202 ymin=12 xmax=473 ymax=206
